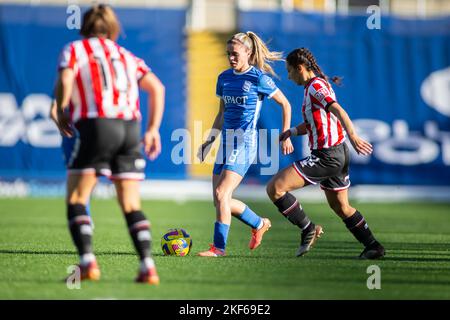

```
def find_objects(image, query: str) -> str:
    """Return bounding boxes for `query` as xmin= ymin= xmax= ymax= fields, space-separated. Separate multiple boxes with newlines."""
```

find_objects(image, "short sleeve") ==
xmin=215 ymin=74 xmax=223 ymax=98
xmin=58 ymin=43 xmax=76 ymax=71
xmin=135 ymin=56 xmax=151 ymax=81
xmin=310 ymin=81 xmax=336 ymax=111
xmin=257 ymin=74 xmax=278 ymax=98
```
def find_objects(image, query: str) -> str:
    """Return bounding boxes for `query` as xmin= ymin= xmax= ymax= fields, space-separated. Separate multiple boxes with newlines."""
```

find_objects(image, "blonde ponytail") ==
xmin=228 ymin=31 xmax=283 ymax=76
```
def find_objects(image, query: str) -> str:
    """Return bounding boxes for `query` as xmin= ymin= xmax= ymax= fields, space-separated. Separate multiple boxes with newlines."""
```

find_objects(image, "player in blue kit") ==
xmin=197 ymin=31 xmax=294 ymax=257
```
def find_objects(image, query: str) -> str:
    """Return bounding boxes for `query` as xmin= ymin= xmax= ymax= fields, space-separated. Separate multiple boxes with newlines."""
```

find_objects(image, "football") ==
xmin=161 ymin=228 xmax=192 ymax=256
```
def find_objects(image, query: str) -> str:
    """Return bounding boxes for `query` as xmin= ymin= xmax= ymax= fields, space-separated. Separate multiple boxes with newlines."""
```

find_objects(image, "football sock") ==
xmin=80 ymin=253 xmax=96 ymax=266
xmin=85 ymin=200 xmax=91 ymax=216
xmin=140 ymin=257 xmax=156 ymax=273
xmin=67 ymin=204 xmax=93 ymax=258
xmin=125 ymin=211 xmax=152 ymax=260
xmin=256 ymin=219 xmax=264 ymax=230
xmin=273 ymin=192 xmax=313 ymax=230
xmin=213 ymin=221 xmax=230 ymax=251
xmin=235 ymin=206 xmax=263 ymax=229
xmin=343 ymin=211 xmax=376 ymax=247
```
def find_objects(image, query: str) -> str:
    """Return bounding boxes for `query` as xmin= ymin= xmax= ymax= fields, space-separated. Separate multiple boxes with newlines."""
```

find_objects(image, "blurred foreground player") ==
xmin=53 ymin=4 xmax=165 ymax=284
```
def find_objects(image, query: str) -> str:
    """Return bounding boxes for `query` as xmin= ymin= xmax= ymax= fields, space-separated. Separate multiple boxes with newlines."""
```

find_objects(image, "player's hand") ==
xmin=279 ymin=129 xmax=292 ymax=142
xmin=281 ymin=137 xmax=294 ymax=155
xmin=56 ymin=108 xmax=74 ymax=138
xmin=197 ymin=138 xmax=214 ymax=162
xmin=349 ymin=135 xmax=373 ymax=156
xmin=143 ymin=128 xmax=161 ymax=160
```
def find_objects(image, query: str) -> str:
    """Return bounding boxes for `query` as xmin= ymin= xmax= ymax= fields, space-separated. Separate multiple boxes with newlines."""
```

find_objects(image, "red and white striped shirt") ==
xmin=58 ymin=37 xmax=151 ymax=123
xmin=302 ymin=77 xmax=346 ymax=150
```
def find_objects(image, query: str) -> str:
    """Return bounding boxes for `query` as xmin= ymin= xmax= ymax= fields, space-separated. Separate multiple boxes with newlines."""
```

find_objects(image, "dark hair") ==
xmin=286 ymin=48 xmax=342 ymax=86
xmin=80 ymin=4 xmax=120 ymax=41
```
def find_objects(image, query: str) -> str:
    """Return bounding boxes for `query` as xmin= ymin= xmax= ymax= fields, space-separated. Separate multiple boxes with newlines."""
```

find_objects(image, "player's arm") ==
xmin=49 ymin=98 xmax=65 ymax=136
xmin=294 ymin=123 xmax=307 ymax=135
xmin=49 ymin=99 xmax=58 ymax=125
xmin=54 ymin=68 xmax=75 ymax=137
xmin=271 ymin=90 xmax=294 ymax=155
xmin=139 ymin=72 xmax=165 ymax=160
xmin=197 ymin=99 xmax=224 ymax=162
xmin=328 ymin=102 xmax=372 ymax=156
xmin=279 ymin=122 xmax=307 ymax=142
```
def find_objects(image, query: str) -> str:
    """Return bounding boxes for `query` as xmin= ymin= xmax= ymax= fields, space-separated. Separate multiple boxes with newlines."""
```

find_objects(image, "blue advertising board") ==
xmin=0 ymin=4 xmax=187 ymax=180
xmin=240 ymin=10 xmax=450 ymax=185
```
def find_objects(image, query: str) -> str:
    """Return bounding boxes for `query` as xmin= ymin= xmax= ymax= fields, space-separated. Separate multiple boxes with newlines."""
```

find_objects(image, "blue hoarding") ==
xmin=240 ymin=10 xmax=450 ymax=185
xmin=0 ymin=4 xmax=186 ymax=180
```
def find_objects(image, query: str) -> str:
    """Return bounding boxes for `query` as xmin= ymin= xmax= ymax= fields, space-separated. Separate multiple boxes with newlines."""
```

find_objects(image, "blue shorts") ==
xmin=213 ymin=132 xmax=257 ymax=177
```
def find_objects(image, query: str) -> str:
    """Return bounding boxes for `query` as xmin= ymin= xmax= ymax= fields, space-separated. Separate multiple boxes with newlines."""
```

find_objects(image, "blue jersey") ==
xmin=216 ymin=66 xmax=278 ymax=132
xmin=213 ymin=66 xmax=278 ymax=177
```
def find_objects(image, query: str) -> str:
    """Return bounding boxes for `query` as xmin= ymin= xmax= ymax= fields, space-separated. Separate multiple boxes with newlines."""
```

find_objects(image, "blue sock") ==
xmin=85 ymin=201 xmax=94 ymax=228
xmin=236 ymin=206 xmax=262 ymax=229
xmin=213 ymin=222 xmax=230 ymax=250
xmin=85 ymin=202 xmax=91 ymax=216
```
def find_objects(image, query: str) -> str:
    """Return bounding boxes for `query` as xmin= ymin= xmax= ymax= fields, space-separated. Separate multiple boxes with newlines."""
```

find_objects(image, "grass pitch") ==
xmin=0 ymin=198 xmax=449 ymax=299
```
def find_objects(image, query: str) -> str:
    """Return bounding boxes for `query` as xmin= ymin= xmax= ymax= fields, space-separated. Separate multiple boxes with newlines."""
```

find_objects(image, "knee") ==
xmin=266 ymin=182 xmax=276 ymax=200
xmin=266 ymin=179 xmax=285 ymax=202
xmin=214 ymin=186 xmax=230 ymax=204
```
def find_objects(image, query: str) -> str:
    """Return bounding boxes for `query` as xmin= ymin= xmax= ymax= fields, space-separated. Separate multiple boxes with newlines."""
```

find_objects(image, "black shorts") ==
xmin=292 ymin=142 xmax=351 ymax=191
xmin=67 ymin=118 xmax=145 ymax=180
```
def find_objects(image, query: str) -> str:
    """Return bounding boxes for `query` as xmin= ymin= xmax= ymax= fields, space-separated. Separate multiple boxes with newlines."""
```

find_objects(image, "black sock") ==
xmin=67 ymin=204 xmax=93 ymax=256
xmin=125 ymin=211 xmax=152 ymax=260
xmin=343 ymin=211 xmax=377 ymax=247
xmin=273 ymin=192 xmax=314 ymax=231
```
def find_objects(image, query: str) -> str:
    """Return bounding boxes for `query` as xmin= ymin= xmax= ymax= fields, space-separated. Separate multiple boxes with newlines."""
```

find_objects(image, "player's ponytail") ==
xmin=80 ymin=4 xmax=121 ymax=42
xmin=286 ymin=48 xmax=342 ymax=86
xmin=228 ymin=32 xmax=283 ymax=77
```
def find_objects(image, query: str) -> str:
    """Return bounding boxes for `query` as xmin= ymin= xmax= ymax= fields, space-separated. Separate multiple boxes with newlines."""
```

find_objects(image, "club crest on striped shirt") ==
xmin=242 ymin=80 xmax=252 ymax=92
xmin=314 ymin=87 xmax=328 ymax=101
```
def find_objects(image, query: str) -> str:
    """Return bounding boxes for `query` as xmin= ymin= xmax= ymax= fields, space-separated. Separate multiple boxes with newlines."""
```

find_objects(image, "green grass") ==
xmin=1 ymin=198 xmax=450 ymax=299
